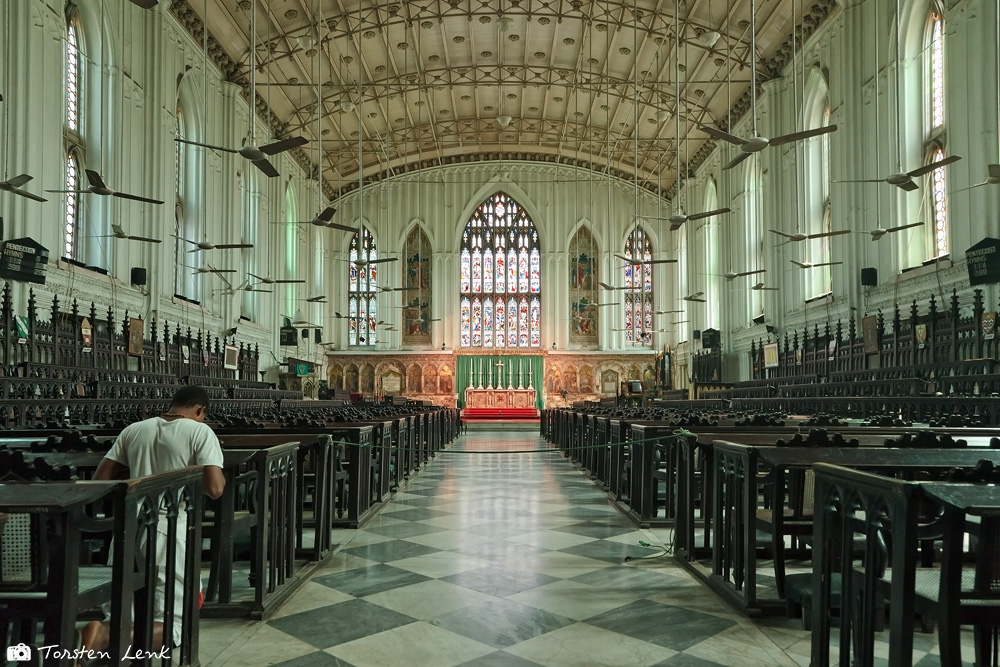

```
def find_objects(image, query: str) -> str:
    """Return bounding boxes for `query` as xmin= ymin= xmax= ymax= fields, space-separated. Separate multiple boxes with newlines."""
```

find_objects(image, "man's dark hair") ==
xmin=170 ymin=386 xmax=210 ymax=410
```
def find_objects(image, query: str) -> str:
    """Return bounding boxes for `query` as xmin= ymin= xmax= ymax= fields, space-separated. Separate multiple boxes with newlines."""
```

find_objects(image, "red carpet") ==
xmin=462 ymin=407 xmax=540 ymax=420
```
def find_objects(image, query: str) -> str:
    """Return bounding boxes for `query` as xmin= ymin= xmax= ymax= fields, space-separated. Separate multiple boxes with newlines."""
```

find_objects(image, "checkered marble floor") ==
xmin=199 ymin=431 xmax=970 ymax=667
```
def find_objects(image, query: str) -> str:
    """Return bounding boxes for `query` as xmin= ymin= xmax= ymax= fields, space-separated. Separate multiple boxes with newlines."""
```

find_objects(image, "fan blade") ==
xmin=886 ymin=222 xmax=925 ymax=233
xmin=896 ymin=179 xmax=920 ymax=192
xmin=907 ymin=154 xmax=961 ymax=178
xmin=113 ymin=191 xmax=164 ymax=205
xmin=44 ymin=189 xmax=91 ymax=194
xmin=952 ymin=183 xmax=989 ymax=193
xmin=174 ymin=236 xmax=200 ymax=246
xmin=259 ymin=136 xmax=308 ymax=155
xmin=326 ymin=222 xmax=359 ymax=232
xmin=84 ymin=170 xmax=107 ymax=189
xmin=832 ymin=178 xmax=885 ymax=184
xmin=128 ymin=0 xmax=158 ymax=8
xmin=723 ymin=152 xmax=753 ymax=171
xmin=317 ymin=207 xmax=336 ymax=222
xmin=687 ymin=207 xmax=732 ymax=221
xmin=699 ymin=125 xmax=746 ymax=145
xmin=644 ymin=259 xmax=679 ymax=264
xmin=367 ymin=258 xmax=399 ymax=264
xmin=768 ymin=124 xmax=838 ymax=147
xmin=270 ymin=279 xmax=306 ymax=284
xmin=175 ymin=137 xmax=238 ymax=154
xmin=809 ymin=229 xmax=851 ymax=239
xmin=6 ymin=174 xmax=33 ymax=188
xmin=737 ymin=269 xmax=766 ymax=277
xmin=126 ymin=235 xmax=162 ymax=244
xmin=989 ymin=164 xmax=1000 ymax=180
xmin=213 ymin=243 xmax=254 ymax=250
xmin=252 ymin=159 xmax=280 ymax=178
xmin=769 ymin=230 xmax=795 ymax=239
xmin=10 ymin=188 xmax=47 ymax=202
xmin=246 ymin=288 xmax=273 ymax=293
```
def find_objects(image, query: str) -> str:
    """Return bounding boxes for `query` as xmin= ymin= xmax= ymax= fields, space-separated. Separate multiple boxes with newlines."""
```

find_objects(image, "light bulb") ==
xmin=339 ymin=100 xmax=355 ymax=113
xmin=497 ymin=16 xmax=514 ymax=33
xmin=656 ymin=110 xmax=671 ymax=122
xmin=497 ymin=115 xmax=512 ymax=127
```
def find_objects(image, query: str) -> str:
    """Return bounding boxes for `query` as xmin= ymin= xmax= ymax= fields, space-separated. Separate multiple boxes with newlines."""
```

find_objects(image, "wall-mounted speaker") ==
xmin=861 ymin=267 xmax=877 ymax=287
xmin=130 ymin=267 xmax=147 ymax=286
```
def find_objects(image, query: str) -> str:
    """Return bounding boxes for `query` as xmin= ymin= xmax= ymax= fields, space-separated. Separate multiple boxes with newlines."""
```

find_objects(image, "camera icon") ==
xmin=6 ymin=643 xmax=32 ymax=662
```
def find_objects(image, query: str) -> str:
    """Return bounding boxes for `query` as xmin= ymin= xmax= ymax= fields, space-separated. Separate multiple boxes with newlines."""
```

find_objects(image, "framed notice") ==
xmin=916 ymin=323 xmax=928 ymax=349
xmin=14 ymin=315 xmax=28 ymax=344
xmin=181 ymin=344 xmax=190 ymax=364
xmin=81 ymin=317 xmax=92 ymax=353
xmin=795 ymin=348 xmax=803 ymax=366
xmin=984 ymin=312 xmax=997 ymax=341
xmin=862 ymin=315 xmax=879 ymax=354
xmin=127 ymin=318 xmax=144 ymax=356
xmin=827 ymin=339 xmax=837 ymax=361
xmin=223 ymin=344 xmax=239 ymax=370
xmin=763 ymin=342 xmax=780 ymax=369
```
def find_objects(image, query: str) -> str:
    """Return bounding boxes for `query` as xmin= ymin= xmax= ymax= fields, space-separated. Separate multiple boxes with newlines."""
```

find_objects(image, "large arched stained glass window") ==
xmin=460 ymin=192 xmax=540 ymax=348
xmin=925 ymin=10 xmax=950 ymax=259
xmin=349 ymin=227 xmax=378 ymax=346
xmin=402 ymin=226 xmax=432 ymax=345
xmin=623 ymin=228 xmax=653 ymax=347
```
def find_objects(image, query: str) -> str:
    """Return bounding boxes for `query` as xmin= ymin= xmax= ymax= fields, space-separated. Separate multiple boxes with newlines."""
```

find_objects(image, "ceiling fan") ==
xmin=214 ymin=278 xmax=272 ymax=296
xmin=655 ymin=309 xmax=685 ymax=314
xmin=175 ymin=136 xmax=307 ymax=179
xmin=791 ymin=259 xmax=844 ymax=269
xmin=751 ymin=282 xmax=780 ymax=291
xmin=707 ymin=268 xmax=767 ymax=281
xmin=355 ymin=257 xmax=398 ymax=267
xmin=175 ymin=236 xmax=253 ymax=252
xmin=598 ymin=281 xmax=628 ymax=291
xmin=0 ymin=174 xmax=46 ymax=202
xmin=303 ymin=295 xmax=327 ymax=303
xmin=834 ymin=155 xmax=960 ymax=192
xmin=96 ymin=224 xmax=160 ymax=244
xmin=867 ymin=221 xmax=924 ymax=240
xmin=46 ymin=169 xmax=163 ymax=204
xmin=636 ymin=209 xmax=731 ymax=232
xmin=249 ymin=272 xmax=305 ymax=285
xmin=188 ymin=264 xmax=236 ymax=275
xmin=269 ymin=206 xmax=357 ymax=233
xmin=953 ymin=164 xmax=1000 ymax=193
xmin=770 ymin=229 xmax=850 ymax=243
xmin=681 ymin=292 xmax=706 ymax=303
xmin=614 ymin=253 xmax=678 ymax=265
xmin=701 ymin=125 xmax=839 ymax=171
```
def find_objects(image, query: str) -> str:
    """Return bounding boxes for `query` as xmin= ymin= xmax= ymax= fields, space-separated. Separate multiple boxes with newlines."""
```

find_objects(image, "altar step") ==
xmin=464 ymin=419 xmax=541 ymax=432
xmin=462 ymin=407 xmax=540 ymax=420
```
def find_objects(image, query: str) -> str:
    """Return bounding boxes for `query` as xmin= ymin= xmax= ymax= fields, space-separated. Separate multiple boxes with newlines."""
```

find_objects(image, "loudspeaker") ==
xmin=861 ymin=267 xmax=877 ymax=286
xmin=693 ymin=329 xmax=701 ymax=340
xmin=130 ymin=267 xmax=147 ymax=286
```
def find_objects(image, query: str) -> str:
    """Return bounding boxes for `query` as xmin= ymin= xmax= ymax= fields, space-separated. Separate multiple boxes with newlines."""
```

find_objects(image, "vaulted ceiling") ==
xmin=167 ymin=0 xmax=836 ymax=200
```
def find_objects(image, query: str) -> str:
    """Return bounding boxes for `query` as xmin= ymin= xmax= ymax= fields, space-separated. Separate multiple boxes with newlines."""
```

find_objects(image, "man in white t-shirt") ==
xmin=81 ymin=386 xmax=226 ymax=655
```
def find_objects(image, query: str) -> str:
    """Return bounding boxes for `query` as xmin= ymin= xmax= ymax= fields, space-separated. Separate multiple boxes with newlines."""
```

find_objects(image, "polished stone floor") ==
xmin=201 ymin=430 xmax=970 ymax=667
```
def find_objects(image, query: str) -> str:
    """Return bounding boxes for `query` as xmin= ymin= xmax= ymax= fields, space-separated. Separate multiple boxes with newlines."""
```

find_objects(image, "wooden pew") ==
xmin=706 ymin=444 xmax=1000 ymax=616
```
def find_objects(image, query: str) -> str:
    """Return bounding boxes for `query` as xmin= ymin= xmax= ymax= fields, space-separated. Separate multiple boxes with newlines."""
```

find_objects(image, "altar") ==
xmin=457 ymin=355 xmax=542 ymax=414
xmin=464 ymin=387 xmax=536 ymax=408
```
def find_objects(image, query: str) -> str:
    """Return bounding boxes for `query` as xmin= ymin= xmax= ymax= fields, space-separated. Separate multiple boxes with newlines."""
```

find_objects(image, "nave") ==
xmin=199 ymin=430 xmax=969 ymax=667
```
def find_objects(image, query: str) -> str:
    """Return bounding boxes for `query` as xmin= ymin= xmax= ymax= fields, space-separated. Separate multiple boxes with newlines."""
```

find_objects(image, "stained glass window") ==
xmin=402 ymin=227 xmax=432 ymax=344
xmin=623 ymin=228 xmax=654 ymax=347
xmin=569 ymin=226 xmax=599 ymax=345
xmin=925 ymin=11 xmax=949 ymax=259
xmin=459 ymin=192 xmax=541 ymax=347
xmin=349 ymin=227 xmax=378 ymax=346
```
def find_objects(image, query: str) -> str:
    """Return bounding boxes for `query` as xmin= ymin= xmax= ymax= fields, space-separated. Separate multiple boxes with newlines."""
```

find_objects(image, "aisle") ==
xmin=203 ymin=431 xmax=798 ymax=667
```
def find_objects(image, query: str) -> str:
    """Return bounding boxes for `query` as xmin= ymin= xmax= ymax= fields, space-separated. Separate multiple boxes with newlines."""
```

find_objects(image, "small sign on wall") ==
xmin=983 ymin=312 xmax=997 ymax=341
xmin=127 ymin=318 xmax=144 ymax=356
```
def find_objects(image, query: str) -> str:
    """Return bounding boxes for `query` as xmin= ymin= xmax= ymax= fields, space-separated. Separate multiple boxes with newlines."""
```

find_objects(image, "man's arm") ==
xmin=93 ymin=458 xmax=130 ymax=481
xmin=202 ymin=465 xmax=226 ymax=500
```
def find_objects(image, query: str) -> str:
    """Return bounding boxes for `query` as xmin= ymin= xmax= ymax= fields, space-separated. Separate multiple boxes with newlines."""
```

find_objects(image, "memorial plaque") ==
xmin=279 ymin=325 xmax=297 ymax=346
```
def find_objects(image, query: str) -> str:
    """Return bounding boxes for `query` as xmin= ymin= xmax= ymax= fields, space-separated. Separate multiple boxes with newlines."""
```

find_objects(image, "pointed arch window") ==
xmin=65 ymin=15 xmax=81 ymax=134
xmin=746 ymin=161 xmax=764 ymax=320
xmin=349 ymin=227 xmax=378 ymax=347
xmin=925 ymin=10 xmax=949 ymax=258
xmin=284 ymin=185 xmax=299 ymax=316
xmin=703 ymin=180 xmax=720 ymax=328
xmin=459 ymin=192 xmax=541 ymax=348
xmin=402 ymin=227 xmax=432 ymax=344
xmin=623 ymin=228 xmax=653 ymax=347
xmin=241 ymin=172 xmax=260 ymax=321
xmin=569 ymin=226 xmax=599 ymax=345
